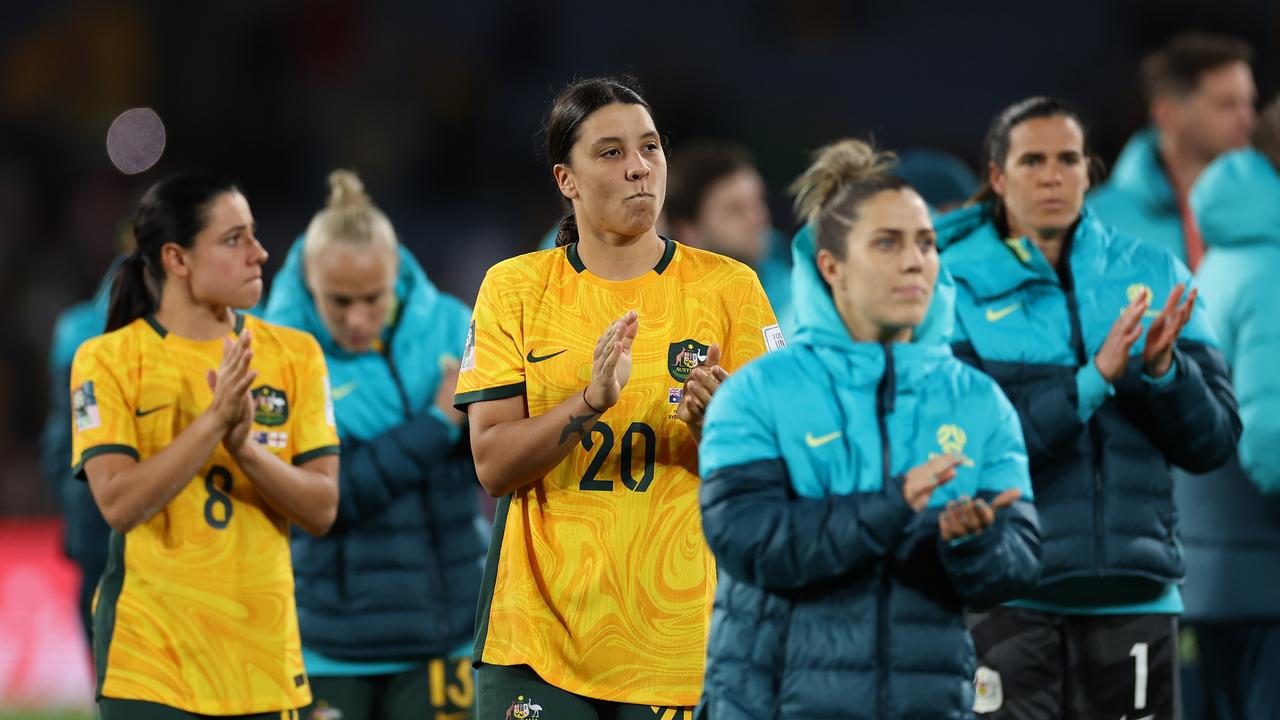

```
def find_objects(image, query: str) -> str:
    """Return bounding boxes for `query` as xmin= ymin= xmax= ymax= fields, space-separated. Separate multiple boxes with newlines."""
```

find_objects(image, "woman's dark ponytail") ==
xmin=105 ymin=173 xmax=240 ymax=332
xmin=105 ymin=252 xmax=157 ymax=332
xmin=555 ymin=213 xmax=579 ymax=247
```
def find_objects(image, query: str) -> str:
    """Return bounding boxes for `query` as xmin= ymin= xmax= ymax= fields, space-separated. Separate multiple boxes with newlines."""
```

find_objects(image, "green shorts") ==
xmin=300 ymin=657 xmax=474 ymax=720
xmin=477 ymin=663 xmax=693 ymax=720
xmin=98 ymin=698 xmax=300 ymax=719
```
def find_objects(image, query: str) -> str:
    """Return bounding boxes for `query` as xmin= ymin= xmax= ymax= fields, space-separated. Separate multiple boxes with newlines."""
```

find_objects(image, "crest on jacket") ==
xmin=930 ymin=423 xmax=976 ymax=467
xmin=668 ymin=339 xmax=709 ymax=382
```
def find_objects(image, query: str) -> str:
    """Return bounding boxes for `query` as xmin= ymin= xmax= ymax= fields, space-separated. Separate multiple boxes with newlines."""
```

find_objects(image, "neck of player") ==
xmin=1008 ymin=213 xmax=1071 ymax=269
xmin=574 ymin=221 xmax=666 ymax=281
xmin=154 ymin=281 xmax=239 ymax=340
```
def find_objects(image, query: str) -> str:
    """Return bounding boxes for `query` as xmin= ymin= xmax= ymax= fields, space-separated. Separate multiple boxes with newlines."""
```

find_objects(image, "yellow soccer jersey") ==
xmin=70 ymin=313 xmax=339 ymax=715
xmin=455 ymin=238 xmax=783 ymax=705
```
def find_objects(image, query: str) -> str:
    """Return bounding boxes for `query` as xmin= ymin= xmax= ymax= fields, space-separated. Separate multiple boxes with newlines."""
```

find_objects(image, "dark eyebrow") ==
xmin=871 ymin=228 xmax=905 ymax=236
xmin=588 ymin=131 xmax=660 ymax=148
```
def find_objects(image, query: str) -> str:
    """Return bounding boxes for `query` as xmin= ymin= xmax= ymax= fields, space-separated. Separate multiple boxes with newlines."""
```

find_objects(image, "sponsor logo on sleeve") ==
xmin=460 ymin=319 xmax=477 ymax=372
xmin=73 ymin=381 xmax=101 ymax=431
xmin=762 ymin=323 xmax=786 ymax=351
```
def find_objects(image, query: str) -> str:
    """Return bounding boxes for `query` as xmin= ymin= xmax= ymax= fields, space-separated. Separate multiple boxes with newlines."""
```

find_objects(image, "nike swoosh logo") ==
xmin=135 ymin=405 xmax=170 ymax=417
xmin=985 ymin=302 xmax=1021 ymax=322
xmin=805 ymin=431 xmax=842 ymax=448
xmin=1120 ymin=715 xmax=1154 ymax=720
xmin=526 ymin=348 xmax=567 ymax=363
xmin=331 ymin=382 xmax=358 ymax=400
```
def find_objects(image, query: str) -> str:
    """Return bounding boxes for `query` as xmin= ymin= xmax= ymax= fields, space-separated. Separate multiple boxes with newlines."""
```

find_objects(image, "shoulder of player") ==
xmin=243 ymin=316 xmax=322 ymax=358
xmin=483 ymin=247 xmax=564 ymax=286
xmin=671 ymin=243 xmax=759 ymax=286
xmin=72 ymin=319 xmax=145 ymax=370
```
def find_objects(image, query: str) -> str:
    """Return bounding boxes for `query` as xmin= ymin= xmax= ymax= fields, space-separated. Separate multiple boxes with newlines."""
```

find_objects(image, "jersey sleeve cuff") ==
xmin=73 ymin=444 xmax=140 ymax=481
xmin=453 ymin=381 xmax=526 ymax=411
xmin=293 ymin=444 xmax=341 ymax=466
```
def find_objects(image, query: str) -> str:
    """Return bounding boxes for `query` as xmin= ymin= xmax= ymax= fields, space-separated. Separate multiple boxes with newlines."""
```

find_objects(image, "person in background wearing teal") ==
xmin=697 ymin=139 xmax=1040 ymax=719
xmin=664 ymin=140 xmax=793 ymax=335
xmin=940 ymin=96 xmax=1240 ymax=719
xmin=1088 ymin=33 xmax=1256 ymax=715
xmin=40 ymin=254 xmax=122 ymax=647
xmin=265 ymin=170 xmax=484 ymax=720
xmin=1091 ymin=32 xmax=1255 ymax=270
xmin=1180 ymin=97 xmax=1280 ymax=720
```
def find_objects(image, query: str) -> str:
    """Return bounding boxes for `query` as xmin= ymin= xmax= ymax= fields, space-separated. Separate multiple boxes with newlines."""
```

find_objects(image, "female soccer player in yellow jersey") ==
xmin=71 ymin=173 xmax=340 ymax=719
xmin=454 ymin=77 xmax=784 ymax=719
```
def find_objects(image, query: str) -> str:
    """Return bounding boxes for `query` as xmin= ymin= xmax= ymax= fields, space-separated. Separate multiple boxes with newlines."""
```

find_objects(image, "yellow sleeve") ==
xmin=70 ymin=340 xmax=139 ymax=477
xmin=289 ymin=335 xmax=340 ymax=466
xmin=722 ymin=271 xmax=785 ymax=372
xmin=454 ymin=266 xmax=526 ymax=409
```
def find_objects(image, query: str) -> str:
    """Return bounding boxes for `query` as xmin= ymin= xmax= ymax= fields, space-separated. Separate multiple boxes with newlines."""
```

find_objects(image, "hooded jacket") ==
xmin=697 ymin=227 xmax=1040 ymax=719
xmin=264 ymin=239 xmax=485 ymax=660
xmin=1177 ymin=148 xmax=1280 ymax=621
xmin=1090 ymin=128 xmax=1190 ymax=264
xmin=938 ymin=203 xmax=1239 ymax=606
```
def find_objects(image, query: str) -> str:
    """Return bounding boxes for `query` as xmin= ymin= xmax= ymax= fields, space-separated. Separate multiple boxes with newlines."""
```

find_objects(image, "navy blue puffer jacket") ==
xmin=938 ymin=204 xmax=1239 ymax=603
xmin=697 ymin=227 xmax=1041 ymax=719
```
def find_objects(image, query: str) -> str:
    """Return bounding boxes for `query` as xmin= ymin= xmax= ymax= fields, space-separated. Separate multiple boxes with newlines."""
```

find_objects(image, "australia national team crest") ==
xmin=668 ymin=339 xmax=710 ymax=382
xmin=929 ymin=423 xmax=976 ymax=467
xmin=506 ymin=694 xmax=543 ymax=719
xmin=251 ymin=386 xmax=289 ymax=426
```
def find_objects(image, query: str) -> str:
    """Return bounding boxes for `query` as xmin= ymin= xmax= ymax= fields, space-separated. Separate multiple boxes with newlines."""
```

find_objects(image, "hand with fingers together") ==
xmin=1094 ymin=294 xmax=1149 ymax=383
xmin=205 ymin=330 xmax=259 ymax=455
xmin=903 ymin=453 xmax=966 ymax=511
xmin=938 ymin=488 xmax=1023 ymax=542
xmin=675 ymin=343 xmax=728 ymax=443
xmin=1143 ymin=283 xmax=1197 ymax=378
xmin=584 ymin=311 xmax=639 ymax=414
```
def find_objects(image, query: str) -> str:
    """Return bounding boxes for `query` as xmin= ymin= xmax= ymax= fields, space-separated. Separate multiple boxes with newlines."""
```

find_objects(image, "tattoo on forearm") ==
xmin=559 ymin=413 xmax=594 ymax=444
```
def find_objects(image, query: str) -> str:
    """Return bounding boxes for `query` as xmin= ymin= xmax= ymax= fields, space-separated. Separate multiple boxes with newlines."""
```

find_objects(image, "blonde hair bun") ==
xmin=790 ymin=139 xmax=897 ymax=223
xmin=326 ymin=169 xmax=371 ymax=209
xmin=303 ymin=169 xmax=398 ymax=265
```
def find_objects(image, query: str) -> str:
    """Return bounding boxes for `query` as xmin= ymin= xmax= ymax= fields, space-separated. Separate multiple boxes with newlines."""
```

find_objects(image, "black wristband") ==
xmin=582 ymin=387 xmax=605 ymax=415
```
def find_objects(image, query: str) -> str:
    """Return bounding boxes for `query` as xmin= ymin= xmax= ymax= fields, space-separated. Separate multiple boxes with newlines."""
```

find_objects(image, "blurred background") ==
xmin=1 ymin=0 xmax=1277 ymax=715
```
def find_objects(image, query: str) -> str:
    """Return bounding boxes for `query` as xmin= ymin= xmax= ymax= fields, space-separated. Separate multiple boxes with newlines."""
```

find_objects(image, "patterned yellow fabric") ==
xmin=71 ymin=314 xmax=339 ymax=715
xmin=456 ymin=239 xmax=781 ymax=705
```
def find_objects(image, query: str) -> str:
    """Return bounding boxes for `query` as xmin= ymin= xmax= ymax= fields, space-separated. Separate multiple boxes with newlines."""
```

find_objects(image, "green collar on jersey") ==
xmin=566 ymin=235 xmax=676 ymax=275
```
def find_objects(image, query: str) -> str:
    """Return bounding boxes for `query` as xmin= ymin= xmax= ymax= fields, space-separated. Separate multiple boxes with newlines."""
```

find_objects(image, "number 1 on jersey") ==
xmin=1130 ymin=641 xmax=1148 ymax=711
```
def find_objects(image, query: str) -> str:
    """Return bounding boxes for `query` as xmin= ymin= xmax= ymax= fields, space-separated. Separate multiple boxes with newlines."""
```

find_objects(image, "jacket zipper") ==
xmin=1062 ymin=273 xmax=1105 ymax=577
xmin=874 ymin=342 xmax=896 ymax=718
xmin=380 ymin=310 xmax=411 ymax=420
